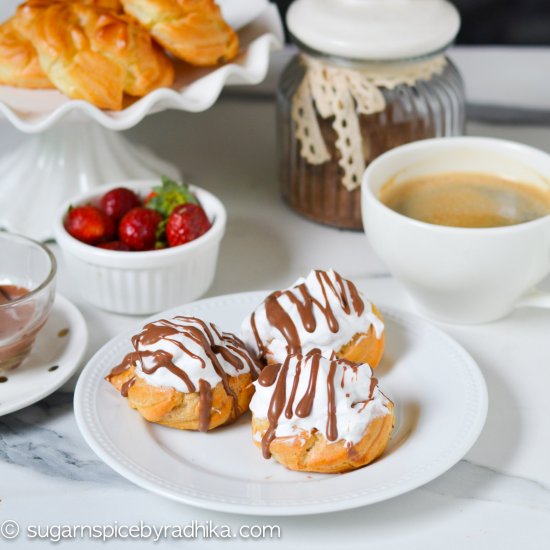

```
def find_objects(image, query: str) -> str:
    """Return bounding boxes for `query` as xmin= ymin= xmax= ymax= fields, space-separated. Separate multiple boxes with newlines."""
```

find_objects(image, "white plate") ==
xmin=74 ymin=291 xmax=487 ymax=516
xmin=0 ymin=294 xmax=88 ymax=416
xmin=0 ymin=0 xmax=282 ymax=133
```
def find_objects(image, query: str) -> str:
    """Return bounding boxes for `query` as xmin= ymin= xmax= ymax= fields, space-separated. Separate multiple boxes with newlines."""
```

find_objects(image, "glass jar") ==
xmin=277 ymin=0 xmax=466 ymax=230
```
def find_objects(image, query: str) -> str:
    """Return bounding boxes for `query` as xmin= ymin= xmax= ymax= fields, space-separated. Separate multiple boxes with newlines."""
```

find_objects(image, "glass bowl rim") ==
xmin=0 ymin=232 xmax=57 ymax=309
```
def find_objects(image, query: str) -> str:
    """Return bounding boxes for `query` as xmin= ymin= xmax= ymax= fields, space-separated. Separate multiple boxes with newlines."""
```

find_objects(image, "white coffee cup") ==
xmin=361 ymin=137 xmax=550 ymax=324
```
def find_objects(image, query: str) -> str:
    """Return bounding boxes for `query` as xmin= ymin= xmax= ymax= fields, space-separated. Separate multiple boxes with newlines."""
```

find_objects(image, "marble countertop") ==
xmin=1 ymin=47 xmax=550 ymax=549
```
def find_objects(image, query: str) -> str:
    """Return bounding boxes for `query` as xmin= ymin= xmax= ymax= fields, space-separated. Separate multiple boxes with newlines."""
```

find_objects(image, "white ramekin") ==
xmin=55 ymin=179 xmax=226 ymax=315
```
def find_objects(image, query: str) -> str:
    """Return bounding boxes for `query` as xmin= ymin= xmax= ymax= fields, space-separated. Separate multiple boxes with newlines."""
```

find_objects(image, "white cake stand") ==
xmin=0 ymin=0 xmax=282 ymax=240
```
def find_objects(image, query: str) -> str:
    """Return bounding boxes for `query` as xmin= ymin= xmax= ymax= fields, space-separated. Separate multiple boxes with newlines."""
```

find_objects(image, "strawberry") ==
xmin=98 ymin=241 xmax=131 ymax=251
xmin=118 ymin=207 xmax=163 ymax=251
xmin=65 ymin=205 xmax=115 ymax=245
xmin=166 ymin=203 xmax=211 ymax=247
xmin=100 ymin=187 xmax=141 ymax=222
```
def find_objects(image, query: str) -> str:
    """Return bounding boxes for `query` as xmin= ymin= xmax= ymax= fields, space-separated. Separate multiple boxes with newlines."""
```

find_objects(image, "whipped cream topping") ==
xmin=249 ymin=353 xmax=391 ymax=458
xmin=107 ymin=316 xmax=261 ymax=432
xmin=136 ymin=317 xmax=261 ymax=391
xmin=241 ymin=269 xmax=384 ymax=364
xmin=114 ymin=316 xmax=261 ymax=393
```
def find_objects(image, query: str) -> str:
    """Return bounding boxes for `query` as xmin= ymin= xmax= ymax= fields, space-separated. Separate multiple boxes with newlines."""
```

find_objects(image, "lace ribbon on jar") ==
xmin=291 ymin=55 xmax=447 ymax=191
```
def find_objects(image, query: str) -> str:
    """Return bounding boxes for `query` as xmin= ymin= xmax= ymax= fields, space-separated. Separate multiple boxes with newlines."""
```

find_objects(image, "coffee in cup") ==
xmin=361 ymin=137 xmax=550 ymax=324
xmin=379 ymin=172 xmax=550 ymax=228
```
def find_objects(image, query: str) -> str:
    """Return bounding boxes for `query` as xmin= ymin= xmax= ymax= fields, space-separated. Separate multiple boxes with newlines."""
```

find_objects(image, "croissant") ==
xmin=0 ymin=18 xmax=52 ymax=89
xmin=120 ymin=0 xmax=239 ymax=66
xmin=15 ymin=1 xmax=174 ymax=110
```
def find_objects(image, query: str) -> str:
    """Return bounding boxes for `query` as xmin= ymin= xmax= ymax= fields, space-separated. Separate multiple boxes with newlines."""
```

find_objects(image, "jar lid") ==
xmin=287 ymin=0 xmax=461 ymax=61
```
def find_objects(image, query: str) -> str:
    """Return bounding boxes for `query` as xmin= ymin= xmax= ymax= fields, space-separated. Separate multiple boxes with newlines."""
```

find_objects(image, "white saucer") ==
xmin=0 ymin=294 xmax=88 ymax=416
xmin=74 ymin=291 xmax=488 ymax=516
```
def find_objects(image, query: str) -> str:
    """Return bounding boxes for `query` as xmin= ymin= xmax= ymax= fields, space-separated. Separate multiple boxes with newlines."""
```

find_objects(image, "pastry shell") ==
xmin=107 ymin=364 xmax=254 ymax=431
xmin=252 ymin=401 xmax=394 ymax=473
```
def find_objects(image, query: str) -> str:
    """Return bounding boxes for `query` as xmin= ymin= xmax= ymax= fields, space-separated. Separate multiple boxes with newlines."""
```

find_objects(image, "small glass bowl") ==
xmin=0 ymin=232 xmax=57 ymax=371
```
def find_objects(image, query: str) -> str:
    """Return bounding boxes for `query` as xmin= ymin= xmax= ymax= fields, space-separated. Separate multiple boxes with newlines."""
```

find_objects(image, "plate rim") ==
xmin=0 ymin=293 xmax=88 ymax=416
xmin=74 ymin=290 xmax=488 ymax=516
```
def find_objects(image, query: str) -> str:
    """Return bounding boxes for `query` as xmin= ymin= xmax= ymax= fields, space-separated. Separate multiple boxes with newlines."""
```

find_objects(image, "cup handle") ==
xmin=515 ymin=288 xmax=550 ymax=310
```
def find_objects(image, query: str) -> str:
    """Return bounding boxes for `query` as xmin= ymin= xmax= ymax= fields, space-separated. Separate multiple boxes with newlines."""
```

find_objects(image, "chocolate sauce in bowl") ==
xmin=0 ymin=285 xmax=29 ymax=303
xmin=0 ymin=285 xmax=40 ymax=370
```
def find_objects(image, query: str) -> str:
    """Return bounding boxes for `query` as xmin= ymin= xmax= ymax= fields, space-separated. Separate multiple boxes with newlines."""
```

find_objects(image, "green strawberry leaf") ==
xmin=146 ymin=175 xmax=198 ymax=218
xmin=154 ymin=217 xmax=169 ymax=249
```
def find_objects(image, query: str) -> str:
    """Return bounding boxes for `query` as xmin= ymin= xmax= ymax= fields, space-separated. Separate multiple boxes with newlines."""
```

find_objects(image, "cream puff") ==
xmin=241 ymin=269 xmax=385 ymax=368
xmin=250 ymin=352 xmax=394 ymax=473
xmin=15 ymin=1 xmax=174 ymax=110
xmin=0 ymin=18 xmax=52 ymax=89
xmin=106 ymin=316 xmax=261 ymax=431
xmin=119 ymin=0 xmax=239 ymax=67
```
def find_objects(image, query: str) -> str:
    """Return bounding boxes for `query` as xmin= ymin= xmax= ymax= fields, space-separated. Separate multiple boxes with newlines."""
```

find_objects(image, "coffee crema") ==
xmin=379 ymin=172 xmax=550 ymax=228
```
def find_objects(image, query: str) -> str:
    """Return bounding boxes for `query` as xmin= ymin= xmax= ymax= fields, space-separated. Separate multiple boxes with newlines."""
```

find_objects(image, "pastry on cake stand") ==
xmin=0 ymin=0 xmax=282 ymax=240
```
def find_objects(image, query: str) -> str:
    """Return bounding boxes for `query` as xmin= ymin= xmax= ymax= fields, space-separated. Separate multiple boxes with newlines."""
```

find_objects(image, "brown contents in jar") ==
xmin=281 ymin=101 xmax=435 ymax=230
xmin=278 ymin=56 xmax=464 ymax=230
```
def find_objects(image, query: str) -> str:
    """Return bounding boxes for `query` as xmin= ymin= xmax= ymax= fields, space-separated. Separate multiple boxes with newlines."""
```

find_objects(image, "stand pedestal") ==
xmin=0 ymin=121 xmax=180 ymax=241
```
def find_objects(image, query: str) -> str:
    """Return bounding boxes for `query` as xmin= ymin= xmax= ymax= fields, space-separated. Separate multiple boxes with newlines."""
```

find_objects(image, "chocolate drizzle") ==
xmin=294 ymin=354 xmax=321 ymax=418
xmin=198 ymin=379 xmax=213 ymax=432
xmin=250 ymin=270 xmax=366 ymax=360
xmin=325 ymin=360 xmax=338 ymax=441
xmin=347 ymin=387 xmax=381 ymax=457
xmin=370 ymin=377 xmax=378 ymax=399
xmin=256 ymin=353 xmax=381 ymax=458
xmin=259 ymin=360 xmax=289 ymax=458
xmin=120 ymin=376 xmax=136 ymax=397
xmin=106 ymin=352 xmax=140 ymax=379
xmin=257 ymin=354 xmax=326 ymax=458
xmin=285 ymin=359 xmax=302 ymax=420
xmin=258 ymin=363 xmax=281 ymax=388
xmin=107 ymin=316 xmax=261 ymax=431
xmin=356 ymin=377 xmax=379 ymax=413
xmin=226 ymin=345 xmax=260 ymax=380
